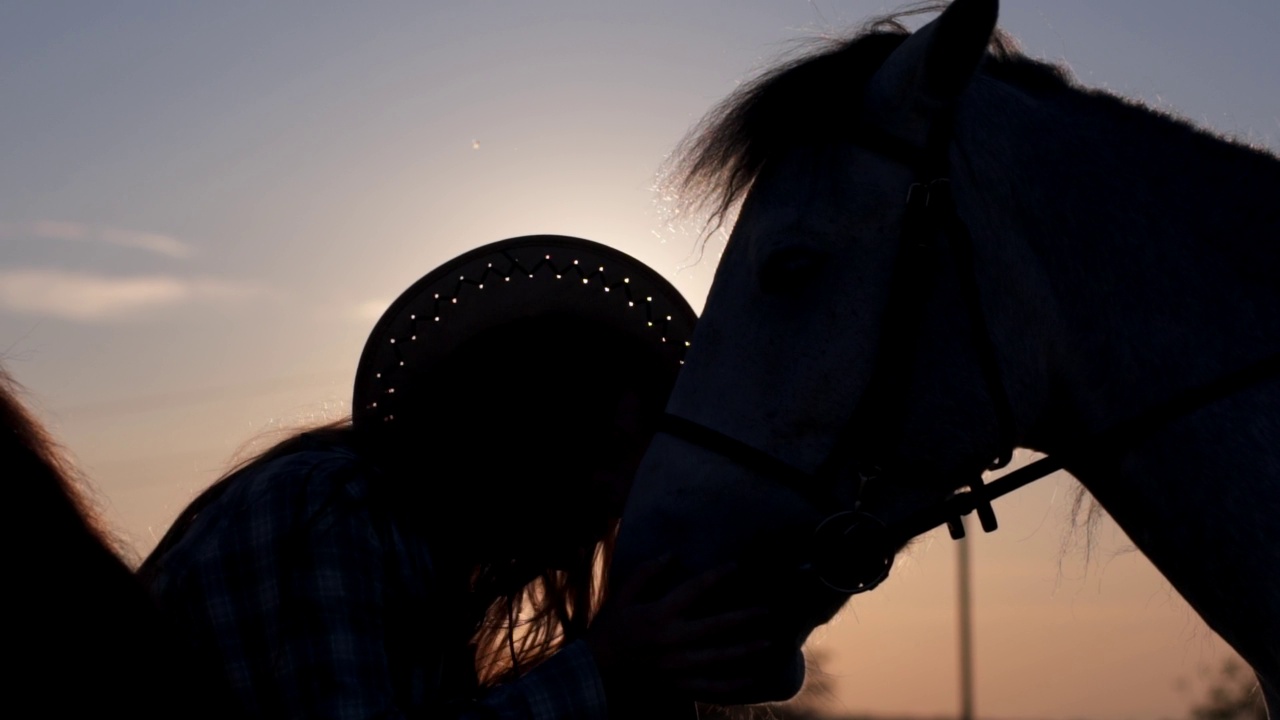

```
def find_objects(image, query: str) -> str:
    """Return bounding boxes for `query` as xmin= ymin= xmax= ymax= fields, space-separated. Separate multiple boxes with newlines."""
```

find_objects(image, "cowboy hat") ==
xmin=353 ymin=235 xmax=697 ymax=429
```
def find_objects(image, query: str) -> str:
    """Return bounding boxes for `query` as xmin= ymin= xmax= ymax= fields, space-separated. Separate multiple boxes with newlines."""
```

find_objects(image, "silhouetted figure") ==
xmin=139 ymin=236 xmax=774 ymax=719
xmin=616 ymin=0 xmax=1280 ymax=712
xmin=5 ymin=366 xmax=180 ymax=719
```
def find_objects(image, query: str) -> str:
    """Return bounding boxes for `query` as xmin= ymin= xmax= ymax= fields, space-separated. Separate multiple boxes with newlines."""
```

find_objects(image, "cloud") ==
xmin=0 ymin=268 xmax=262 ymax=322
xmin=0 ymin=220 xmax=195 ymax=258
xmin=98 ymin=228 xmax=194 ymax=258
xmin=347 ymin=299 xmax=391 ymax=323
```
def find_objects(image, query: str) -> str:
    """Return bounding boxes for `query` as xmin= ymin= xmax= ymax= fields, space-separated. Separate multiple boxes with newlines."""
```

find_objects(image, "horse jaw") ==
xmin=862 ymin=0 xmax=998 ymax=148
xmin=615 ymin=142 xmax=993 ymax=702
xmin=616 ymin=432 xmax=841 ymax=704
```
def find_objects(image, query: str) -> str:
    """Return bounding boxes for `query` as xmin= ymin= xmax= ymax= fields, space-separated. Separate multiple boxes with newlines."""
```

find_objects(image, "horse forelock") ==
xmin=665 ymin=2 xmax=1077 ymax=236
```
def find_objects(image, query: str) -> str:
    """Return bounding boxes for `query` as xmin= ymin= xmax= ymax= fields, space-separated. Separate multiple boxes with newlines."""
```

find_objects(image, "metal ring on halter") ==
xmin=803 ymin=511 xmax=894 ymax=594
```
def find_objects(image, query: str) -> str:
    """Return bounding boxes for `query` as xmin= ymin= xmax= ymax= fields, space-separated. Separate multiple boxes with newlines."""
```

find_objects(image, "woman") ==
xmin=140 ymin=236 xmax=771 ymax=719
xmin=5 ymin=365 xmax=180 ymax=718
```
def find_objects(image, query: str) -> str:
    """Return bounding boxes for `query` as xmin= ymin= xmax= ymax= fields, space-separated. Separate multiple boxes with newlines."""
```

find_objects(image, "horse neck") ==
xmin=955 ymin=79 xmax=1280 ymax=696
xmin=959 ymin=80 xmax=1280 ymax=414
xmin=954 ymin=78 xmax=1280 ymax=441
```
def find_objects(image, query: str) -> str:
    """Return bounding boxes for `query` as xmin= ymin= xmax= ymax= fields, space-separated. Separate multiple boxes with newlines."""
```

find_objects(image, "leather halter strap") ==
xmin=657 ymin=119 xmax=1280 ymax=594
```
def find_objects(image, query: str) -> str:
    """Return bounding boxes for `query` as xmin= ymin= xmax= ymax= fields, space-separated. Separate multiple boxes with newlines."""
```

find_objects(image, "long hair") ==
xmin=141 ymin=314 xmax=675 ymax=688
xmin=469 ymin=522 xmax=616 ymax=687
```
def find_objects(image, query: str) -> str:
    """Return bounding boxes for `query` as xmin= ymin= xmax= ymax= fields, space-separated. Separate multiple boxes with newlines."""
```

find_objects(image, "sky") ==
xmin=2 ymin=2 xmax=1277 ymax=719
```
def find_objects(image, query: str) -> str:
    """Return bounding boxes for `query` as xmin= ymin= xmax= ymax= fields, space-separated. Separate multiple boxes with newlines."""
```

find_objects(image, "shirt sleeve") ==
xmin=470 ymin=640 xmax=608 ymax=720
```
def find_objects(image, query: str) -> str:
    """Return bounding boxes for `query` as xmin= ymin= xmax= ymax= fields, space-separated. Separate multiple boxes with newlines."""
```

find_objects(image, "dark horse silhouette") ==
xmin=615 ymin=0 xmax=1280 ymax=712
xmin=5 ymin=366 xmax=186 ymax=717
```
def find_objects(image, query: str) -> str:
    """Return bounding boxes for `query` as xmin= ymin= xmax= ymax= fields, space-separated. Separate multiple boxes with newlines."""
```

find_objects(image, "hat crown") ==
xmin=353 ymin=235 xmax=697 ymax=429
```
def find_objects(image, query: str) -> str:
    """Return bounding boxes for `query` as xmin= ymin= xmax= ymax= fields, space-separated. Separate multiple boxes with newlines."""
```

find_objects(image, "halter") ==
xmin=658 ymin=116 xmax=1280 ymax=594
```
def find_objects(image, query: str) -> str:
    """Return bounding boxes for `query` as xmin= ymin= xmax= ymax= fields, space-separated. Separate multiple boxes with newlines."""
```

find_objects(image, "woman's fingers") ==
xmin=658 ymin=639 xmax=773 ymax=674
xmin=592 ymin=556 xmax=786 ymax=704
xmin=675 ymin=606 xmax=772 ymax=643
xmin=676 ymin=676 xmax=767 ymax=702
xmin=611 ymin=552 xmax=673 ymax=605
xmin=654 ymin=561 xmax=741 ymax=615
xmin=661 ymin=641 xmax=788 ymax=701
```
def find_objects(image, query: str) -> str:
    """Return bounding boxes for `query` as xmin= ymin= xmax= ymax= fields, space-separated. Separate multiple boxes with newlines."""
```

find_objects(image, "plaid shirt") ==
xmin=146 ymin=443 xmax=608 ymax=720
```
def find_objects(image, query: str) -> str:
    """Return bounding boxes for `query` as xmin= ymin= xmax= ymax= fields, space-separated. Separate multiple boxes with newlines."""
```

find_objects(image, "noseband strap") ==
xmin=657 ymin=413 xmax=812 ymax=490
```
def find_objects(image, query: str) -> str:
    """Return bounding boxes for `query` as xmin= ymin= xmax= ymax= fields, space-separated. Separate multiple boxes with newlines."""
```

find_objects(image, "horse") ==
xmin=613 ymin=0 xmax=1280 ymax=712
xmin=4 ymin=364 xmax=194 ymax=718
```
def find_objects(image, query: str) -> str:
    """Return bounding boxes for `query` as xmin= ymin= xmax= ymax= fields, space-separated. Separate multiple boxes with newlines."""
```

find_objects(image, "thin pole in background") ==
xmin=957 ymin=515 xmax=975 ymax=720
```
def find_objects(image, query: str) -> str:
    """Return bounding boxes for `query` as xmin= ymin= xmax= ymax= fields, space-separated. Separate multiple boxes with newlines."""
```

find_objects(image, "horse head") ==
xmin=615 ymin=0 xmax=1064 ymax=703
xmin=619 ymin=0 xmax=1280 ymax=706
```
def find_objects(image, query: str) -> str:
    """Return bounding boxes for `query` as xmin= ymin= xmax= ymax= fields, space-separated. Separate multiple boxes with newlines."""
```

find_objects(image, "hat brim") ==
xmin=353 ymin=235 xmax=697 ymax=429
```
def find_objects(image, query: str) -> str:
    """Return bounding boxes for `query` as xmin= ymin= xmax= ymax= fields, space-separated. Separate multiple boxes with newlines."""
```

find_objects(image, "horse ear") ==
xmin=862 ymin=0 xmax=998 ymax=148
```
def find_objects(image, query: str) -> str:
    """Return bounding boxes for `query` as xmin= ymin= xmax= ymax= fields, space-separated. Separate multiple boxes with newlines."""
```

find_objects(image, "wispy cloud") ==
xmin=0 ymin=268 xmax=262 ymax=322
xmin=347 ymin=299 xmax=391 ymax=323
xmin=0 ymin=220 xmax=194 ymax=258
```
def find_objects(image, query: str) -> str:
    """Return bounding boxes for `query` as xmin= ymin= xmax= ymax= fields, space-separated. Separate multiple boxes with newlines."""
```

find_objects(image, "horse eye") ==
xmin=758 ymin=245 xmax=826 ymax=295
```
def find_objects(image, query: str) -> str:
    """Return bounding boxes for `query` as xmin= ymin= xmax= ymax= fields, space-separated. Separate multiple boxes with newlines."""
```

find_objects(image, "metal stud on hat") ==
xmin=352 ymin=235 xmax=698 ymax=430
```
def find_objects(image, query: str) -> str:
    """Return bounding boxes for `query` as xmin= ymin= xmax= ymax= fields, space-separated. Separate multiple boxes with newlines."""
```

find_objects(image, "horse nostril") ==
xmin=759 ymin=246 xmax=825 ymax=295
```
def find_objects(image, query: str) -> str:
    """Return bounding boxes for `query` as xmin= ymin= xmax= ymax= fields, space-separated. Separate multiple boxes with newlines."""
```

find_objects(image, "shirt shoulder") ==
xmin=151 ymin=440 xmax=385 ymax=586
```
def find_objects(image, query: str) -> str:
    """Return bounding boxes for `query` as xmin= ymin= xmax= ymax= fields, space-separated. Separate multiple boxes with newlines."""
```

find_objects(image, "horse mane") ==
xmin=667 ymin=2 xmax=1080 ymax=233
xmin=3 ymin=364 xmax=192 ymax=717
xmin=3 ymin=366 xmax=131 ymax=560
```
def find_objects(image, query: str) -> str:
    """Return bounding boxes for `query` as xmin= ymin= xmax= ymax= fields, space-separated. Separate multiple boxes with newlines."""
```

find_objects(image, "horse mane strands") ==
xmin=663 ymin=1 xmax=1067 ymax=239
xmin=2 ymin=365 xmax=134 ymax=562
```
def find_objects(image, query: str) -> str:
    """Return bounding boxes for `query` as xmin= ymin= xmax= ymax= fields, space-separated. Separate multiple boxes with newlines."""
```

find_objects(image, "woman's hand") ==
xmin=586 ymin=554 xmax=777 ymax=708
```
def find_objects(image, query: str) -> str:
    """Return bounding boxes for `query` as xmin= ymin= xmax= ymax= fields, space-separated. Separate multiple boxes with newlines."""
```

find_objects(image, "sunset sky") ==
xmin=3 ymin=2 xmax=1277 ymax=719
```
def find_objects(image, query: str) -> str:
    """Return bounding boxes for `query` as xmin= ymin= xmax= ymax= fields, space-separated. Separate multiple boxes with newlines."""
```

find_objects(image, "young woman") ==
xmin=140 ymin=236 xmax=772 ymax=719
